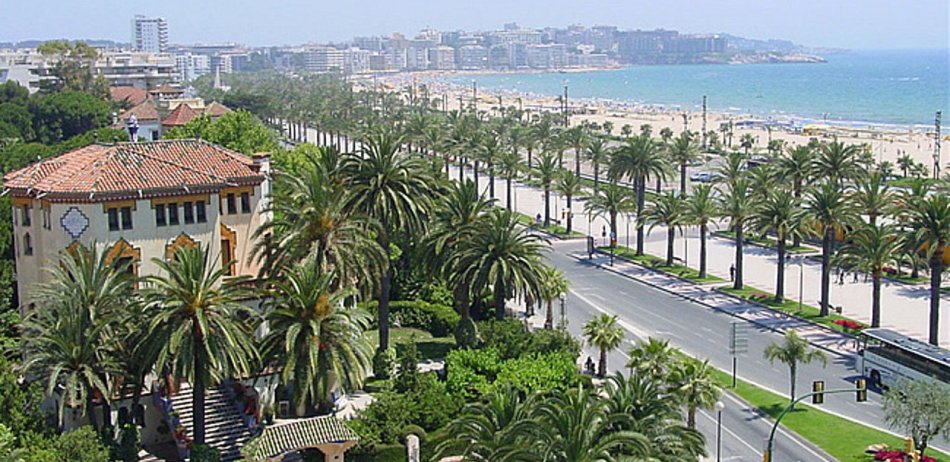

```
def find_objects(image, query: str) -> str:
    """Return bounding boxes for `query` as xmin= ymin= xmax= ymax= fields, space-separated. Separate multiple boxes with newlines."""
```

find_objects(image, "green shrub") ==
xmin=373 ymin=348 xmax=396 ymax=379
xmin=493 ymin=352 xmax=580 ymax=394
xmin=400 ymin=425 xmax=427 ymax=444
xmin=454 ymin=316 xmax=480 ymax=348
xmin=478 ymin=319 xmax=581 ymax=360
xmin=527 ymin=328 xmax=582 ymax=359
xmin=190 ymin=444 xmax=221 ymax=462
xmin=445 ymin=348 xmax=501 ymax=396
xmin=394 ymin=339 xmax=420 ymax=393
xmin=365 ymin=300 xmax=460 ymax=337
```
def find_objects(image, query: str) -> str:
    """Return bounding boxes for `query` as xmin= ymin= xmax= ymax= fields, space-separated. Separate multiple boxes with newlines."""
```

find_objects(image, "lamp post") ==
xmin=714 ymin=401 xmax=725 ymax=462
xmin=798 ymin=255 xmax=805 ymax=314
xmin=558 ymin=293 xmax=566 ymax=329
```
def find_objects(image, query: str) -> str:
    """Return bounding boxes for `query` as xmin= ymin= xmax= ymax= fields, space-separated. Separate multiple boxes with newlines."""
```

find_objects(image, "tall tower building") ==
xmin=132 ymin=15 xmax=168 ymax=53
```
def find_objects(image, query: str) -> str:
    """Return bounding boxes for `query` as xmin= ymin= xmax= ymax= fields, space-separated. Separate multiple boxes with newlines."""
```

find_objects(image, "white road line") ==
xmin=697 ymin=408 xmax=761 ymax=456
xmin=719 ymin=393 xmax=832 ymax=462
xmin=569 ymin=288 xmax=650 ymax=340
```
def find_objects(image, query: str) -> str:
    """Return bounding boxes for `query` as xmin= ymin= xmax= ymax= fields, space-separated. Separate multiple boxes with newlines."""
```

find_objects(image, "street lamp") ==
xmin=798 ymin=255 xmax=805 ymax=314
xmin=558 ymin=293 xmax=567 ymax=329
xmin=714 ymin=401 xmax=725 ymax=462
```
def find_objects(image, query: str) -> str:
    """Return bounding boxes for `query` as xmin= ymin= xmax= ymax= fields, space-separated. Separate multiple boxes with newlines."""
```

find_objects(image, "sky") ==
xmin=2 ymin=0 xmax=948 ymax=49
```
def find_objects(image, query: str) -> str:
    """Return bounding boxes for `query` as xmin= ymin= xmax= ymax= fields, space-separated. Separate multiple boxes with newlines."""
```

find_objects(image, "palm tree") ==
xmin=262 ymin=262 xmax=371 ymax=416
xmin=20 ymin=246 xmax=132 ymax=429
xmin=764 ymin=331 xmax=827 ymax=403
xmin=585 ymin=137 xmax=611 ymax=194
xmin=686 ymin=184 xmax=717 ymax=279
xmin=584 ymin=184 xmax=636 ymax=251
xmin=716 ymin=150 xmax=747 ymax=186
xmin=555 ymin=170 xmax=584 ymax=234
xmin=645 ymin=192 xmax=686 ymax=266
xmin=435 ymin=385 xmax=540 ymax=461
xmin=626 ymin=337 xmax=677 ymax=381
xmin=671 ymin=358 xmax=721 ymax=429
xmin=340 ymin=129 xmax=434 ymax=353
xmin=852 ymin=171 xmax=894 ymax=226
xmin=907 ymin=194 xmax=950 ymax=345
xmin=719 ymin=179 xmax=755 ymax=290
xmin=252 ymin=159 xmax=387 ymax=294
xmin=668 ymin=131 xmax=700 ymax=197
xmin=564 ymin=125 xmax=588 ymax=176
xmin=456 ymin=208 xmax=548 ymax=320
xmin=145 ymin=246 xmax=259 ymax=445
xmin=479 ymin=133 xmax=503 ymax=200
xmin=583 ymin=314 xmax=624 ymax=377
xmin=534 ymin=151 xmax=560 ymax=228
xmin=540 ymin=266 xmax=569 ymax=330
xmin=534 ymin=386 xmax=650 ymax=461
xmin=752 ymin=189 xmax=802 ymax=303
xmin=495 ymin=149 xmax=524 ymax=211
xmin=837 ymin=224 xmax=903 ymax=328
xmin=804 ymin=181 xmax=857 ymax=316
xmin=777 ymin=145 xmax=814 ymax=247
xmin=813 ymin=140 xmax=861 ymax=186
xmin=897 ymin=152 xmax=914 ymax=177
xmin=739 ymin=133 xmax=755 ymax=154
xmin=610 ymin=135 xmax=667 ymax=255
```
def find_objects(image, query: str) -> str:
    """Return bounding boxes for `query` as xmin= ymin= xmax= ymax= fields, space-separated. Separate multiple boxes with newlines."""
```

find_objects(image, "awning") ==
xmin=241 ymin=415 xmax=359 ymax=462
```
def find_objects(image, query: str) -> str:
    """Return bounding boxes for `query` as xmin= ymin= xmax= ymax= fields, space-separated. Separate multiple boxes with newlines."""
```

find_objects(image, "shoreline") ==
xmin=368 ymin=71 xmax=950 ymax=168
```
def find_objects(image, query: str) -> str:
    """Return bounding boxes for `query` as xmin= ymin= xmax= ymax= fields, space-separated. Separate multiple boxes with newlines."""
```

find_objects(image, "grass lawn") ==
xmin=886 ymin=177 xmax=937 ymax=189
xmin=363 ymin=328 xmax=456 ymax=361
xmin=713 ymin=230 xmax=817 ymax=254
xmin=601 ymin=245 xmax=725 ymax=283
xmin=890 ymin=273 xmax=929 ymax=285
xmin=719 ymin=285 xmax=866 ymax=335
xmin=708 ymin=368 xmax=949 ymax=461
xmin=514 ymin=211 xmax=584 ymax=238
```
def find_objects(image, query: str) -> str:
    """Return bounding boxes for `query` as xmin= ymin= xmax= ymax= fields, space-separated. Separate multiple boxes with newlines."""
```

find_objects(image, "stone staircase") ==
xmin=170 ymin=383 xmax=252 ymax=461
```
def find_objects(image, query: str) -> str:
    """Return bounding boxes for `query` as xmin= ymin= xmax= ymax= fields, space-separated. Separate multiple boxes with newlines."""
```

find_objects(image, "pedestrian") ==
xmin=729 ymin=264 xmax=736 ymax=282
xmin=853 ymin=271 xmax=859 ymax=283
xmin=585 ymin=356 xmax=595 ymax=375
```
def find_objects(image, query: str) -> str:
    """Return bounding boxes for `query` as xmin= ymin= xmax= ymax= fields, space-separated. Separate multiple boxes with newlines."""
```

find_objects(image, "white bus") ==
xmin=856 ymin=328 xmax=950 ymax=388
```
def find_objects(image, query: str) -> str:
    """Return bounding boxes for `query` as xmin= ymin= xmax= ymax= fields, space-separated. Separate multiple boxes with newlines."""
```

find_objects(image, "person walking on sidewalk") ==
xmin=729 ymin=264 xmax=736 ymax=282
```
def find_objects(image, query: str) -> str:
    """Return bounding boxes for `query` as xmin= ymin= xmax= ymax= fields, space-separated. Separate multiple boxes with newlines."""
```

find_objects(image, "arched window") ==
xmin=105 ymin=239 xmax=141 ymax=277
xmin=165 ymin=233 xmax=197 ymax=260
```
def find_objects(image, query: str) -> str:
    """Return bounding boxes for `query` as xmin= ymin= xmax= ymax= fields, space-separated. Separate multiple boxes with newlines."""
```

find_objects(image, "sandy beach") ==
xmin=371 ymin=72 xmax=949 ymax=170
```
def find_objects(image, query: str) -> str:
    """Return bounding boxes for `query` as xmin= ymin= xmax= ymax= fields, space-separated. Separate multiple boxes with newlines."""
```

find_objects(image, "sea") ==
xmin=446 ymin=49 xmax=950 ymax=133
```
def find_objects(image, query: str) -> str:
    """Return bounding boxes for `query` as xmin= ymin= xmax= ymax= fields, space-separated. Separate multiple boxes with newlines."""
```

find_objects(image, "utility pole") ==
xmin=934 ymin=111 xmax=942 ymax=179
xmin=472 ymin=80 xmax=477 ymax=112
xmin=702 ymin=95 xmax=708 ymax=150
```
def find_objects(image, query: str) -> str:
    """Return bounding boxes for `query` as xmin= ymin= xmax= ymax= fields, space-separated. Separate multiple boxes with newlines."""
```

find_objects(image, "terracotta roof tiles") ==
xmin=162 ymin=104 xmax=200 ymax=127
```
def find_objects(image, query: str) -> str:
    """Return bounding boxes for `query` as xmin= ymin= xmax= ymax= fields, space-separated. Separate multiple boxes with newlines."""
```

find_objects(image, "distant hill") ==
xmin=720 ymin=34 xmax=847 ymax=54
xmin=0 ymin=39 xmax=129 ymax=49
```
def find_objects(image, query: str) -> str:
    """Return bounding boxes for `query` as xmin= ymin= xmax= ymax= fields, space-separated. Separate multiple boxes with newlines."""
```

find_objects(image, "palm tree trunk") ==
xmin=193 ymin=346 xmax=206 ymax=445
xmin=680 ymin=162 xmax=687 ymax=197
xmin=699 ymin=224 xmax=707 ymax=279
xmin=575 ymin=150 xmax=581 ymax=176
xmin=928 ymin=254 xmax=943 ymax=345
xmin=544 ymin=187 xmax=551 ymax=228
xmin=793 ymin=184 xmax=802 ymax=248
xmin=656 ymin=176 xmax=661 ymax=193
xmin=566 ymin=194 xmax=572 ymax=234
xmin=789 ymin=364 xmax=797 ymax=403
xmin=527 ymin=147 xmax=533 ymax=169
xmin=593 ymin=164 xmax=600 ymax=193
xmin=687 ymin=407 xmax=696 ymax=429
xmin=494 ymin=274 xmax=506 ymax=320
xmin=473 ymin=161 xmax=480 ymax=192
xmin=488 ymin=163 xmax=495 ymax=199
xmin=86 ymin=394 xmax=98 ymax=431
xmin=820 ymin=227 xmax=832 ymax=317
xmin=545 ymin=300 xmax=553 ymax=330
xmin=734 ymin=222 xmax=744 ymax=290
xmin=444 ymin=156 xmax=451 ymax=178
xmin=506 ymin=177 xmax=513 ymax=210
xmin=636 ymin=177 xmax=646 ymax=256
xmin=776 ymin=236 xmax=786 ymax=303
xmin=458 ymin=158 xmax=464 ymax=182
xmin=598 ymin=348 xmax=607 ymax=378
xmin=378 ymin=233 xmax=392 ymax=351
xmin=872 ymin=271 xmax=882 ymax=328
xmin=666 ymin=227 xmax=675 ymax=266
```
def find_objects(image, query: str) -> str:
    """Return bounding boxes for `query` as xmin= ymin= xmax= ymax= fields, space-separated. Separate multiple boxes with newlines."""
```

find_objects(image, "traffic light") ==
xmin=812 ymin=381 xmax=825 ymax=404
xmin=856 ymin=379 xmax=867 ymax=402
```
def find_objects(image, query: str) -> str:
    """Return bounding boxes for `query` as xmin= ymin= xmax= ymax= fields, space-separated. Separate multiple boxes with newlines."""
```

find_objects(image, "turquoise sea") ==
xmin=447 ymin=49 xmax=949 ymax=132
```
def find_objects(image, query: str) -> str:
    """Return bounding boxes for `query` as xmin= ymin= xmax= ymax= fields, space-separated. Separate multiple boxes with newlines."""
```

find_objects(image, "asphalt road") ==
xmin=546 ymin=239 xmax=945 ymax=460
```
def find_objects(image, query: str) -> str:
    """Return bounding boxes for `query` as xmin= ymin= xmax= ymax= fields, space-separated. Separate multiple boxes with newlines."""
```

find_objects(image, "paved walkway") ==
xmin=296 ymin=123 xmax=950 ymax=347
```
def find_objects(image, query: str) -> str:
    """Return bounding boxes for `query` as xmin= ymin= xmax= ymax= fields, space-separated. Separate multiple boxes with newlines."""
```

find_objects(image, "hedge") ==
xmin=366 ymin=300 xmax=460 ymax=337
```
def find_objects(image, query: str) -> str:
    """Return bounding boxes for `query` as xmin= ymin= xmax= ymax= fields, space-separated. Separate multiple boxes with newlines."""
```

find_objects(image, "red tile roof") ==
xmin=110 ymin=86 xmax=150 ymax=106
xmin=118 ymin=101 xmax=160 ymax=122
xmin=3 ymin=139 xmax=264 ymax=202
xmin=204 ymin=101 xmax=232 ymax=118
xmin=162 ymin=104 xmax=200 ymax=127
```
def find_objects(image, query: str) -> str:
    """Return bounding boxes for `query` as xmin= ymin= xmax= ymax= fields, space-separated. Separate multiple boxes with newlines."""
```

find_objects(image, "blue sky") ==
xmin=2 ymin=0 xmax=948 ymax=49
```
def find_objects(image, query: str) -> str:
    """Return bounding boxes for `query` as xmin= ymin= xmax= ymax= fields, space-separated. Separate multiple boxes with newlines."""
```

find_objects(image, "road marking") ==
xmin=697 ymin=408 xmax=761 ymax=456
xmin=569 ymin=288 xmax=650 ymax=340
xmin=718 ymin=393 xmax=832 ymax=461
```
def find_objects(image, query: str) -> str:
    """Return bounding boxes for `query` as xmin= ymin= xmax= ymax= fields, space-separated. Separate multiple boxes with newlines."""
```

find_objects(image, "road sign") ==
xmin=729 ymin=321 xmax=750 ymax=355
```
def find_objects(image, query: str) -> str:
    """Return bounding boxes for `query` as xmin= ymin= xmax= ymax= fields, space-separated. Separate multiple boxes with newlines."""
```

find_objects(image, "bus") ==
xmin=856 ymin=328 xmax=950 ymax=388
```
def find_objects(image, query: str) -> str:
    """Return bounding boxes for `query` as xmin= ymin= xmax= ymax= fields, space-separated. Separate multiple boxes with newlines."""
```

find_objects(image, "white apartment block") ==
xmin=132 ymin=15 xmax=168 ymax=53
xmin=175 ymin=53 xmax=211 ymax=82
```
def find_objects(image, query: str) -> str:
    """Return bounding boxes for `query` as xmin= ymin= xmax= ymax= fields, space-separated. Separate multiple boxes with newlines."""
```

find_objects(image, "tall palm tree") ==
xmin=262 ymin=262 xmax=371 ymax=416
xmin=716 ymin=150 xmax=747 ymax=186
xmin=610 ymin=135 xmax=667 ymax=255
xmin=671 ymin=358 xmax=721 ymax=429
xmin=496 ymin=149 xmax=524 ymax=211
xmin=837 ymin=223 xmax=903 ymax=328
xmin=777 ymin=145 xmax=814 ymax=247
xmin=534 ymin=386 xmax=650 ymax=461
xmin=719 ymin=179 xmax=755 ymax=290
xmin=585 ymin=184 xmax=636 ymax=250
xmin=564 ymin=125 xmax=588 ymax=176
xmin=751 ymin=189 xmax=802 ymax=303
xmin=583 ymin=314 xmax=624 ymax=377
xmin=897 ymin=152 xmax=914 ymax=177
xmin=668 ymin=131 xmax=700 ymax=197
xmin=646 ymin=192 xmax=686 ymax=266
xmin=456 ymin=208 xmax=548 ymax=320
xmin=479 ymin=133 xmax=503 ymax=200
xmin=686 ymin=184 xmax=717 ymax=279
xmin=907 ymin=194 xmax=950 ymax=345
xmin=435 ymin=385 xmax=540 ymax=461
xmin=804 ymin=181 xmax=857 ymax=316
xmin=534 ymin=151 xmax=560 ymax=228
xmin=852 ymin=171 xmax=894 ymax=226
xmin=813 ymin=140 xmax=861 ymax=186
xmin=20 ymin=246 xmax=132 ymax=429
xmin=540 ymin=266 xmax=569 ymax=330
xmin=340 ymin=129 xmax=434 ymax=352
xmin=585 ymin=137 xmax=611 ymax=194
xmin=764 ymin=331 xmax=827 ymax=403
xmin=739 ymin=133 xmax=755 ymax=154
xmin=253 ymin=160 xmax=387 ymax=294
xmin=626 ymin=337 xmax=677 ymax=382
xmin=145 ymin=246 xmax=259 ymax=445
xmin=555 ymin=170 xmax=584 ymax=234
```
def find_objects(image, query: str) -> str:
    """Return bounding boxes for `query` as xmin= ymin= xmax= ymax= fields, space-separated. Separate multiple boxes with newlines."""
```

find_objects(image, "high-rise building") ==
xmin=131 ymin=15 xmax=168 ymax=53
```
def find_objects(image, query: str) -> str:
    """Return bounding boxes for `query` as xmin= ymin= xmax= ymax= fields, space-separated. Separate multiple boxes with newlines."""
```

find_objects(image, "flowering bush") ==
xmin=874 ymin=450 xmax=936 ymax=462
xmin=832 ymin=319 xmax=865 ymax=331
